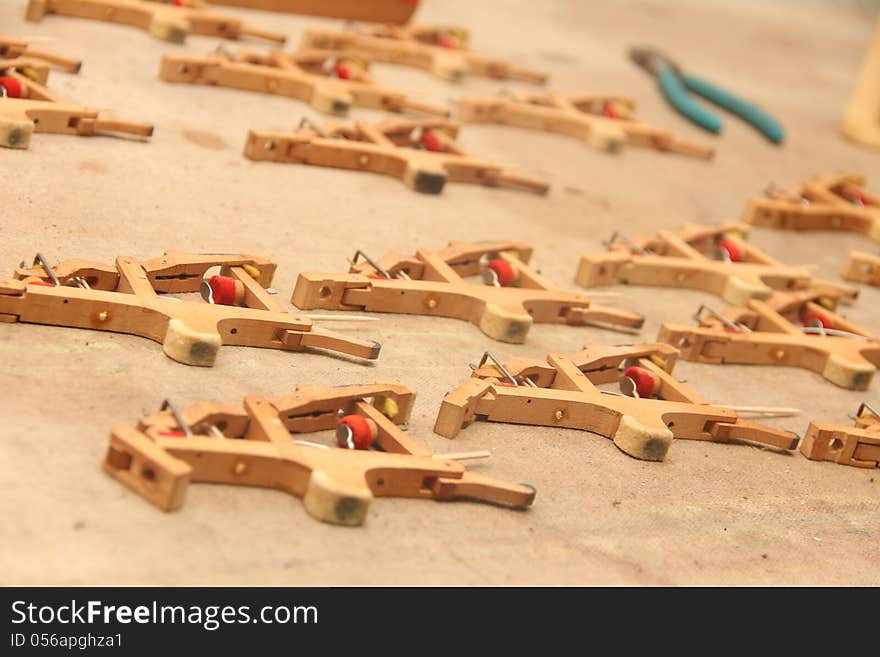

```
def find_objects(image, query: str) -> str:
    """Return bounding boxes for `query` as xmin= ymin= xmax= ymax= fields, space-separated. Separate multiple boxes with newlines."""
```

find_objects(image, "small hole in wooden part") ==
xmin=264 ymin=140 xmax=275 ymax=151
xmin=178 ymin=64 xmax=188 ymax=74
xmin=141 ymin=466 xmax=156 ymax=482
xmin=318 ymin=286 xmax=332 ymax=299
xmin=376 ymin=477 xmax=385 ymax=486
xmin=420 ymin=476 xmax=437 ymax=493
xmin=829 ymin=438 xmax=844 ymax=451
xmin=230 ymin=327 xmax=238 ymax=334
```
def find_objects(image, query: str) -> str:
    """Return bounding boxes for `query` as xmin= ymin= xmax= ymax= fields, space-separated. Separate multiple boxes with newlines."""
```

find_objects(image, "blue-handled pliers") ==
xmin=629 ymin=47 xmax=784 ymax=144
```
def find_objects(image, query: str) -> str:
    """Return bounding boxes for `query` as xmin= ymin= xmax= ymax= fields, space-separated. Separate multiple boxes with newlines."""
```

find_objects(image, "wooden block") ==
xmin=103 ymin=426 xmax=192 ymax=511
xmin=148 ymin=11 xmax=189 ymax=44
xmin=303 ymin=470 xmax=372 ymax=526
xmin=162 ymin=318 xmax=222 ymax=367
xmin=0 ymin=116 xmax=33 ymax=149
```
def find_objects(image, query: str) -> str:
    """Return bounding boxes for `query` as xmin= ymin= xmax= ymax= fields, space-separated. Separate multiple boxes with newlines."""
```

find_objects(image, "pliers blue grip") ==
xmin=631 ymin=47 xmax=784 ymax=144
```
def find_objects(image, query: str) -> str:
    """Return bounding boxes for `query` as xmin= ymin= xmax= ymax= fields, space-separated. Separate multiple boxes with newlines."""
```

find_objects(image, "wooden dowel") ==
xmin=719 ymin=405 xmax=801 ymax=417
xmin=240 ymin=25 xmax=287 ymax=45
xmin=433 ymin=450 xmax=491 ymax=461
xmin=303 ymin=314 xmax=379 ymax=322
xmin=507 ymin=66 xmax=547 ymax=84
xmin=91 ymin=118 xmax=155 ymax=138
xmin=25 ymin=47 xmax=82 ymax=73
xmin=494 ymin=172 xmax=550 ymax=195
xmin=402 ymin=98 xmax=451 ymax=117
xmin=662 ymin=138 xmax=715 ymax=160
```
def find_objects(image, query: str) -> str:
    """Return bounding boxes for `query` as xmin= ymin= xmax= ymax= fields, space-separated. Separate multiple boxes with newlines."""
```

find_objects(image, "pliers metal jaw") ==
xmin=630 ymin=47 xmax=784 ymax=144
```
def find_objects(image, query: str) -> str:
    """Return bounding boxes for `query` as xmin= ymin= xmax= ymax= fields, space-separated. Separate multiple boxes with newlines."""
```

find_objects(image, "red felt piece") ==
xmin=420 ymin=130 xmax=443 ymax=152
xmin=0 ymin=76 xmax=22 ymax=99
xmin=337 ymin=414 xmax=374 ymax=450
xmin=208 ymin=275 xmax=237 ymax=306
xmin=717 ymin=239 xmax=743 ymax=263
xmin=487 ymin=259 xmax=517 ymax=287
xmin=623 ymin=366 xmax=656 ymax=398
xmin=802 ymin=311 xmax=833 ymax=330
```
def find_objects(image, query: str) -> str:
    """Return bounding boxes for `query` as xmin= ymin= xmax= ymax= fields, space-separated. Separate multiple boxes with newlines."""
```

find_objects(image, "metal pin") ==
xmin=199 ymin=280 xmax=214 ymax=304
xmin=599 ymin=389 xmax=630 ymax=397
xmin=213 ymin=43 xmax=232 ymax=58
xmin=603 ymin=231 xmax=650 ymax=255
xmin=33 ymin=252 xmax=59 ymax=286
xmin=409 ymin=126 xmax=425 ymax=149
xmin=298 ymin=116 xmax=328 ymax=138
xmin=482 ymin=267 xmax=500 ymax=287
xmin=716 ymin=246 xmax=732 ymax=263
xmin=349 ymin=249 xmax=392 ymax=279
xmin=694 ymin=304 xmax=751 ymax=333
xmin=764 ymin=183 xmax=809 ymax=205
xmin=842 ymin=186 xmax=865 ymax=207
xmin=159 ymin=399 xmax=191 ymax=437
xmin=618 ymin=376 xmax=640 ymax=398
xmin=471 ymin=351 xmax=518 ymax=386
xmin=295 ymin=439 xmax=331 ymax=450
xmin=800 ymin=325 xmax=868 ymax=340
xmin=855 ymin=401 xmax=879 ymax=421
xmin=335 ymin=423 xmax=355 ymax=450
xmin=207 ymin=425 xmax=225 ymax=440
xmin=67 ymin=276 xmax=90 ymax=289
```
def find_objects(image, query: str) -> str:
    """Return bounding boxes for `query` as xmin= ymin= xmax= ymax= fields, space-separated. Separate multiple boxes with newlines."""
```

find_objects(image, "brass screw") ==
xmin=97 ymin=311 xmax=109 ymax=322
xmin=234 ymin=461 xmax=248 ymax=476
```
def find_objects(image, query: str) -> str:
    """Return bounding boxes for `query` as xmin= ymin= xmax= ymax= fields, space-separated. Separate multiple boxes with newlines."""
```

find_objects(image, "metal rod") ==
xmin=800 ymin=325 xmax=869 ymax=340
xmin=603 ymin=231 xmax=650 ymax=255
xmin=350 ymin=249 xmax=392 ymax=279
xmin=472 ymin=351 xmax=518 ymax=386
xmin=33 ymin=252 xmax=59 ymax=286
xmin=856 ymin=401 xmax=879 ymax=420
xmin=694 ymin=304 xmax=751 ymax=333
xmin=159 ymin=399 xmax=191 ymax=437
